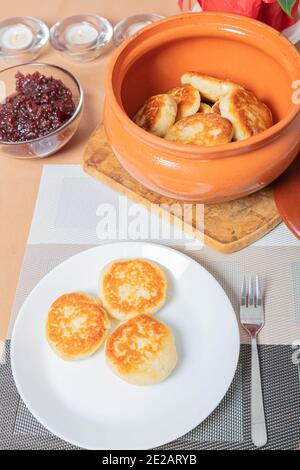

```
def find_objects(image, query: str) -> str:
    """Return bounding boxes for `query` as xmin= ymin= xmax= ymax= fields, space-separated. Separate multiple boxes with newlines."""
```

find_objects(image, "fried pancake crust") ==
xmin=46 ymin=292 xmax=110 ymax=360
xmin=165 ymin=113 xmax=233 ymax=146
xmin=219 ymin=88 xmax=273 ymax=141
xmin=168 ymin=84 xmax=201 ymax=120
xmin=199 ymin=103 xmax=212 ymax=114
xmin=105 ymin=314 xmax=177 ymax=385
xmin=181 ymin=72 xmax=241 ymax=102
xmin=211 ymin=101 xmax=220 ymax=114
xmin=133 ymin=94 xmax=177 ymax=137
xmin=100 ymin=259 xmax=167 ymax=320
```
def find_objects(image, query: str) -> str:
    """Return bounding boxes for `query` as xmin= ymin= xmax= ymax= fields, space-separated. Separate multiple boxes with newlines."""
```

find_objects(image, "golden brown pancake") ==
xmin=99 ymin=259 xmax=167 ymax=320
xmin=133 ymin=94 xmax=177 ymax=137
xmin=167 ymin=84 xmax=201 ymax=120
xmin=46 ymin=292 xmax=111 ymax=360
xmin=181 ymin=72 xmax=241 ymax=102
xmin=199 ymin=103 xmax=212 ymax=114
xmin=219 ymin=88 xmax=273 ymax=141
xmin=165 ymin=113 xmax=233 ymax=146
xmin=105 ymin=314 xmax=177 ymax=385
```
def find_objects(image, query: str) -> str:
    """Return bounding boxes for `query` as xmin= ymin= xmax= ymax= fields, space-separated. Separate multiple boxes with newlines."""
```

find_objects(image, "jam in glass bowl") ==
xmin=0 ymin=63 xmax=83 ymax=158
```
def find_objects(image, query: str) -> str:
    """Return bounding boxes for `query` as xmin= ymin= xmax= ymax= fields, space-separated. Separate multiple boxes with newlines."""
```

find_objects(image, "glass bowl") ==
xmin=50 ymin=14 xmax=113 ymax=63
xmin=0 ymin=63 xmax=83 ymax=158
xmin=113 ymin=14 xmax=165 ymax=47
xmin=0 ymin=16 xmax=49 ymax=65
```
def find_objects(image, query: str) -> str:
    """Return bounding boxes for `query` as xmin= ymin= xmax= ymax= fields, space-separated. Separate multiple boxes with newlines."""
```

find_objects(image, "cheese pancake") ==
xmin=167 ymin=84 xmax=200 ymax=120
xmin=133 ymin=94 xmax=177 ymax=137
xmin=100 ymin=259 xmax=167 ymax=320
xmin=165 ymin=113 xmax=233 ymax=146
xmin=199 ymin=103 xmax=212 ymax=114
xmin=181 ymin=72 xmax=241 ymax=102
xmin=219 ymin=88 xmax=273 ymax=141
xmin=105 ymin=314 xmax=177 ymax=385
xmin=46 ymin=292 xmax=110 ymax=360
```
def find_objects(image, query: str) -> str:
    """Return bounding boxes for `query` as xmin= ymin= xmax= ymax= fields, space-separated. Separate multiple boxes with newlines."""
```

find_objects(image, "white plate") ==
xmin=11 ymin=242 xmax=240 ymax=450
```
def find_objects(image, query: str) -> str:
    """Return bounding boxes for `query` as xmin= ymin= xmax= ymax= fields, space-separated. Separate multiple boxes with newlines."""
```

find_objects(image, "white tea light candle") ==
xmin=1 ymin=24 xmax=33 ymax=50
xmin=50 ymin=14 xmax=112 ymax=62
xmin=64 ymin=22 xmax=98 ymax=46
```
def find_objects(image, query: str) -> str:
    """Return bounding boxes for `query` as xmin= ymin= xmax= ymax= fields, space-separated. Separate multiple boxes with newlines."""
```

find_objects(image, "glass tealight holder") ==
xmin=113 ymin=14 xmax=165 ymax=47
xmin=0 ymin=16 xmax=49 ymax=65
xmin=50 ymin=14 xmax=113 ymax=63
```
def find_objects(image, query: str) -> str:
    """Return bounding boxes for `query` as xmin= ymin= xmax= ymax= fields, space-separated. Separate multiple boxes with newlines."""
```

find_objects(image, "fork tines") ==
xmin=241 ymin=274 xmax=262 ymax=308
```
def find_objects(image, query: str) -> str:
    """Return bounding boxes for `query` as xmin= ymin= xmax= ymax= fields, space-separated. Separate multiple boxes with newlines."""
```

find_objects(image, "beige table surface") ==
xmin=0 ymin=0 xmax=179 ymax=341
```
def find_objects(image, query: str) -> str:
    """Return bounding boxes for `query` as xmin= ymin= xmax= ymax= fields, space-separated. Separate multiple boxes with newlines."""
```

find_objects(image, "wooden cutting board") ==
xmin=82 ymin=125 xmax=281 ymax=253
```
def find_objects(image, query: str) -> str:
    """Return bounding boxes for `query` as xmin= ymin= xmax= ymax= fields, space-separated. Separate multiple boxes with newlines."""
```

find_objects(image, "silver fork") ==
xmin=240 ymin=274 xmax=267 ymax=448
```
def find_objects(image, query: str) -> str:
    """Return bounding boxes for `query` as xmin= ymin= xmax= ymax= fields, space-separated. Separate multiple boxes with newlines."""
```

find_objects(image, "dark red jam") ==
xmin=0 ymin=72 xmax=76 ymax=142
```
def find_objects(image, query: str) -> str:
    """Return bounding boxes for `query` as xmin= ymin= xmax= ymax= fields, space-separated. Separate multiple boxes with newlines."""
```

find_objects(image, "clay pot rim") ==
xmin=106 ymin=12 xmax=300 ymax=160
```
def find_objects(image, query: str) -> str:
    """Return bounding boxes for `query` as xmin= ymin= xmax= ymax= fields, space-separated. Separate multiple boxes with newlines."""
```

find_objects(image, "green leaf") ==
xmin=277 ymin=0 xmax=297 ymax=17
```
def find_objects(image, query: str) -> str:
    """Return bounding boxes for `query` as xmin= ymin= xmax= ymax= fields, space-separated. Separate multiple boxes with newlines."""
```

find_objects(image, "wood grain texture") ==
xmin=82 ymin=125 xmax=282 ymax=253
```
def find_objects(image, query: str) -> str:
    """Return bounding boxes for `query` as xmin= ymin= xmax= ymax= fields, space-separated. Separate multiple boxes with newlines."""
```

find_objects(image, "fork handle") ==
xmin=251 ymin=336 xmax=267 ymax=448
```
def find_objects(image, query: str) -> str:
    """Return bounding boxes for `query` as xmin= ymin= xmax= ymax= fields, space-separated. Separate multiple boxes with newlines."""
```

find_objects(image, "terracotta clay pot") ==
xmin=104 ymin=13 xmax=300 ymax=203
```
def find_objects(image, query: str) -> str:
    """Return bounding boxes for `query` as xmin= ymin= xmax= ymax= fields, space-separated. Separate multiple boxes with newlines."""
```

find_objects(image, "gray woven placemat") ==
xmin=2 ymin=165 xmax=300 ymax=450
xmin=1 ymin=341 xmax=299 ymax=450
